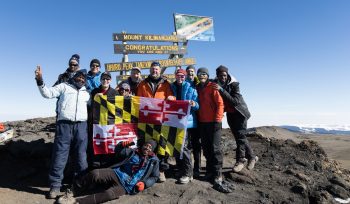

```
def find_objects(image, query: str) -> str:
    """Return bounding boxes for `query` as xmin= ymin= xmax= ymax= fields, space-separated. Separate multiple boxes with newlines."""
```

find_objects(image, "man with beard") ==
xmin=213 ymin=65 xmax=258 ymax=172
xmin=35 ymin=66 xmax=90 ymax=199
xmin=57 ymin=140 xmax=159 ymax=204
xmin=88 ymin=72 xmax=118 ymax=169
xmin=136 ymin=61 xmax=174 ymax=182
xmin=118 ymin=67 xmax=143 ymax=95
xmin=196 ymin=67 xmax=224 ymax=185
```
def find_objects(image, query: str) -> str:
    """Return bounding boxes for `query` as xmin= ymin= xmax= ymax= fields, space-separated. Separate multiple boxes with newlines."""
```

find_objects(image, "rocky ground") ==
xmin=1 ymin=117 xmax=350 ymax=204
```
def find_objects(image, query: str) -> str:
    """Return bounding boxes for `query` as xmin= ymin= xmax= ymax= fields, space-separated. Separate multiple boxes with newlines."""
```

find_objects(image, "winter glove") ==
xmin=135 ymin=181 xmax=145 ymax=192
xmin=121 ymin=141 xmax=134 ymax=148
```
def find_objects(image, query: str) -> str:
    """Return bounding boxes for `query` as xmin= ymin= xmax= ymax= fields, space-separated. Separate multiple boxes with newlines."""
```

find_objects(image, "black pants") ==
xmin=199 ymin=122 xmax=223 ymax=177
xmin=175 ymin=132 xmax=193 ymax=176
xmin=188 ymin=127 xmax=201 ymax=173
xmin=75 ymin=168 xmax=126 ymax=204
xmin=227 ymin=112 xmax=255 ymax=161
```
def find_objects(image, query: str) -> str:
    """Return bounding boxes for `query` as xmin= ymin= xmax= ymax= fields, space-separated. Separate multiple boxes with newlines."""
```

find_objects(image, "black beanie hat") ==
xmin=197 ymin=67 xmax=209 ymax=76
xmin=90 ymin=59 xmax=101 ymax=67
xmin=74 ymin=69 xmax=87 ymax=79
xmin=145 ymin=139 xmax=157 ymax=152
xmin=216 ymin=65 xmax=229 ymax=75
xmin=186 ymin=65 xmax=196 ymax=71
xmin=69 ymin=54 xmax=80 ymax=65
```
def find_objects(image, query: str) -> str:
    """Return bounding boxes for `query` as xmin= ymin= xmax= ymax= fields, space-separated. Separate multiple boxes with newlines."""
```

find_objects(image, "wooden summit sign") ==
xmin=106 ymin=58 xmax=195 ymax=72
xmin=117 ymin=74 xmax=176 ymax=82
xmin=113 ymin=33 xmax=186 ymax=42
xmin=114 ymin=44 xmax=187 ymax=55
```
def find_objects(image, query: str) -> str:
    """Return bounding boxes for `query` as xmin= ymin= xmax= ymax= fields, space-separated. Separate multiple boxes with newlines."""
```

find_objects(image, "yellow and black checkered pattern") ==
xmin=93 ymin=95 xmax=140 ymax=125
xmin=137 ymin=123 xmax=186 ymax=157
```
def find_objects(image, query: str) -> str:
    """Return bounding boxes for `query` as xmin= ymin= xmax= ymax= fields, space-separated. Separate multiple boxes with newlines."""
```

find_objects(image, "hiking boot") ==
xmin=214 ymin=176 xmax=223 ymax=185
xmin=193 ymin=170 xmax=200 ymax=178
xmin=46 ymin=187 xmax=60 ymax=199
xmin=57 ymin=189 xmax=77 ymax=204
xmin=232 ymin=159 xmax=247 ymax=173
xmin=158 ymin=171 xmax=166 ymax=183
xmin=247 ymin=156 xmax=259 ymax=170
xmin=178 ymin=175 xmax=193 ymax=184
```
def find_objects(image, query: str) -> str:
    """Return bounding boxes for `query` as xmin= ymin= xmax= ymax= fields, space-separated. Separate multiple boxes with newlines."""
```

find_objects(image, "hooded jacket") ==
xmin=196 ymin=80 xmax=224 ymax=123
xmin=38 ymin=82 xmax=90 ymax=121
xmin=136 ymin=76 xmax=173 ymax=99
xmin=170 ymin=81 xmax=199 ymax=128
xmin=213 ymin=74 xmax=251 ymax=119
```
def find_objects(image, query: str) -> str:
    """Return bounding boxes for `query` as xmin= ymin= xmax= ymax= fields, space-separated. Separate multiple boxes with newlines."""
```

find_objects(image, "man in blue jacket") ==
xmin=35 ymin=66 xmax=90 ymax=199
xmin=57 ymin=140 xmax=159 ymax=204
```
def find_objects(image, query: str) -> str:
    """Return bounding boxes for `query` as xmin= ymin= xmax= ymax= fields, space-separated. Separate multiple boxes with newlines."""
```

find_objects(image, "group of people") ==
xmin=34 ymin=54 xmax=258 ymax=204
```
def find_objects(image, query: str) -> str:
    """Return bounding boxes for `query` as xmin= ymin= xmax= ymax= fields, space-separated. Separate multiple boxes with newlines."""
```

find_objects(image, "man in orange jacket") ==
xmin=196 ymin=67 xmax=224 ymax=185
xmin=136 ymin=61 xmax=174 ymax=183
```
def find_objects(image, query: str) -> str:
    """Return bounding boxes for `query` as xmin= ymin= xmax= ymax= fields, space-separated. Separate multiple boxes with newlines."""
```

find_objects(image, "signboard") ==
xmin=105 ymin=58 xmax=196 ymax=72
xmin=174 ymin=13 xmax=215 ymax=41
xmin=117 ymin=74 xmax=176 ymax=82
xmin=114 ymin=44 xmax=187 ymax=55
xmin=113 ymin=33 xmax=186 ymax=42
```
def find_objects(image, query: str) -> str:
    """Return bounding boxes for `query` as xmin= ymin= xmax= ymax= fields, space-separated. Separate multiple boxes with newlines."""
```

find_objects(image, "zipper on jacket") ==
xmin=75 ymin=89 xmax=79 ymax=121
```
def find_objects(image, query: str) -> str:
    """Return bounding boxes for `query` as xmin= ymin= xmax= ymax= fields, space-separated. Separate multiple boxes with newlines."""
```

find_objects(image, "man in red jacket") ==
xmin=196 ymin=67 xmax=224 ymax=184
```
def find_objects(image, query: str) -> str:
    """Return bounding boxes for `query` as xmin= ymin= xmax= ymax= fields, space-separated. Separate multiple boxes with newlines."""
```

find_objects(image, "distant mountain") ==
xmin=280 ymin=125 xmax=350 ymax=135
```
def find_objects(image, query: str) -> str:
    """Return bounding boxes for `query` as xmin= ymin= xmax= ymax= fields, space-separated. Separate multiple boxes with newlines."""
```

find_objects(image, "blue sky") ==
xmin=0 ymin=0 xmax=349 ymax=127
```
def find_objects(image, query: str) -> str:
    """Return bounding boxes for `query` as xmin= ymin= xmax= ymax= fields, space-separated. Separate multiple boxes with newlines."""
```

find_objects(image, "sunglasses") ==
xmin=91 ymin=65 xmax=100 ymax=68
xmin=198 ymin=72 xmax=207 ymax=76
xmin=119 ymin=88 xmax=130 ymax=92
xmin=101 ymin=78 xmax=111 ymax=81
xmin=176 ymin=75 xmax=186 ymax=79
xmin=70 ymin=64 xmax=79 ymax=67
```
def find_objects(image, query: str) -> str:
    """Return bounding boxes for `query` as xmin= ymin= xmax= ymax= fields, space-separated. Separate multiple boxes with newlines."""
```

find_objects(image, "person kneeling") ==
xmin=58 ymin=140 xmax=159 ymax=204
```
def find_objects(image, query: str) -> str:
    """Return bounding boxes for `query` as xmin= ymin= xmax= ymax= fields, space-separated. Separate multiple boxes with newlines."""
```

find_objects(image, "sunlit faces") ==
xmin=69 ymin=60 xmax=79 ymax=72
xmin=90 ymin=63 xmax=100 ymax=75
xmin=186 ymin=68 xmax=195 ymax=81
xmin=176 ymin=74 xmax=186 ymax=84
xmin=150 ymin=65 xmax=161 ymax=79
xmin=100 ymin=76 xmax=111 ymax=88
xmin=218 ymin=71 xmax=228 ymax=84
xmin=142 ymin=143 xmax=153 ymax=155
xmin=74 ymin=75 xmax=86 ymax=84
xmin=130 ymin=69 xmax=141 ymax=81
xmin=198 ymin=72 xmax=208 ymax=84
xmin=118 ymin=87 xmax=131 ymax=96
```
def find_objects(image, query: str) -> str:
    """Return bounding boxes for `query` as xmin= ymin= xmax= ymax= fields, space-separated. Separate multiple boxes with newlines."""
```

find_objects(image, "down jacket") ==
xmin=38 ymin=82 xmax=90 ymax=121
xmin=136 ymin=76 xmax=173 ymax=99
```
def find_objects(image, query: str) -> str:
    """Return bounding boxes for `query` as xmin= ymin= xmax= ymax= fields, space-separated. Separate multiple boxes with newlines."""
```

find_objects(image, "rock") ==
xmin=291 ymin=182 xmax=308 ymax=195
xmin=326 ymin=184 xmax=350 ymax=199
xmin=329 ymin=175 xmax=350 ymax=190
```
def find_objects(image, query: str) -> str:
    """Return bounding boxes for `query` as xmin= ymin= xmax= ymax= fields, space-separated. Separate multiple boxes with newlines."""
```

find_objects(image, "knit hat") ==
xmin=119 ymin=82 xmax=130 ymax=90
xmin=197 ymin=67 xmax=209 ymax=76
xmin=74 ymin=69 xmax=87 ymax=79
xmin=186 ymin=65 xmax=195 ymax=71
xmin=101 ymin=71 xmax=111 ymax=79
xmin=151 ymin=61 xmax=161 ymax=67
xmin=69 ymin=54 xmax=80 ymax=65
xmin=90 ymin=59 xmax=101 ymax=67
xmin=216 ymin=65 xmax=229 ymax=75
xmin=131 ymin=67 xmax=141 ymax=73
xmin=144 ymin=139 xmax=157 ymax=152
xmin=175 ymin=68 xmax=187 ymax=76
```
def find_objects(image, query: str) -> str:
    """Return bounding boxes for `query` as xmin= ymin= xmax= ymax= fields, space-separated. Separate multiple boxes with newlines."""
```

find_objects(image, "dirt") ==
xmin=1 ymin=117 xmax=350 ymax=204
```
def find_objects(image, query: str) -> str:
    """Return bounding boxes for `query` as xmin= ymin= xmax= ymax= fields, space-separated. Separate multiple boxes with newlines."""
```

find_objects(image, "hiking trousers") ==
xmin=49 ymin=120 xmax=88 ymax=189
xmin=227 ymin=112 xmax=255 ymax=161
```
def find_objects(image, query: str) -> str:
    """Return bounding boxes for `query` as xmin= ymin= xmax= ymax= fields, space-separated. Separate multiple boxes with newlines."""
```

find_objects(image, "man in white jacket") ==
xmin=35 ymin=66 xmax=90 ymax=199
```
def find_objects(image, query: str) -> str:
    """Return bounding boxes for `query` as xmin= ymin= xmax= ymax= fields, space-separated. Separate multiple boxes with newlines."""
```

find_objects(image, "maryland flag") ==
xmin=92 ymin=95 xmax=190 ymax=157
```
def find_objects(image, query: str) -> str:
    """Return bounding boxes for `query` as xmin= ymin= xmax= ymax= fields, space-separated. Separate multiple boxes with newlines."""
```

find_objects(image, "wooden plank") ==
xmin=117 ymin=74 xmax=176 ymax=82
xmin=105 ymin=58 xmax=196 ymax=72
xmin=114 ymin=44 xmax=187 ymax=55
xmin=113 ymin=33 xmax=186 ymax=42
